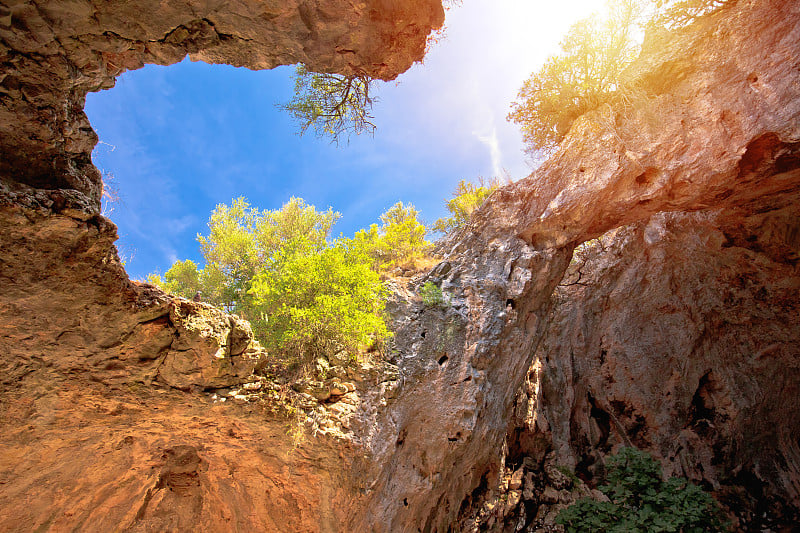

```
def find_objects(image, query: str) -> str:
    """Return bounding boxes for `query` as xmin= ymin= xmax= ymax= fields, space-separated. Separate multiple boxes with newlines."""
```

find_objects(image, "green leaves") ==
xmin=556 ymin=447 xmax=727 ymax=532
xmin=149 ymin=195 xmax=392 ymax=373
xmin=432 ymin=178 xmax=500 ymax=234
xmin=508 ymin=0 xmax=649 ymax=155
xmin=353 ymin=201 xmax=432 ymax=273
xmin=249 ymin=237 xmax=390 ymax=369
xmin=280 ymin=65 xmax=378 ymax=144
xmin=509 ymin=0 xmax=729 ymax=156
xmin=420 ymin=282 xmax=446 ymax=307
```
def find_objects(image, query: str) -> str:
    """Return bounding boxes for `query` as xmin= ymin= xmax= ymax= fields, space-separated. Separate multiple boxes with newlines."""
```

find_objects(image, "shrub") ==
xmin=420 ymin=282 xmax=446 ymax=307
xmin=432 ymin=178 xmax=502 ymax=234
xmin=149 ymin=197 xmax=392 ymax=374
xmin=508 ymin=0 xmax=731 ymax=156
xmin=148 ymin=196 xmax=338 ymax=314
xmin=508 ymin=0 xmax=648 ymax=155
xmin=353 ymin=201 xmax=433 ymax=273
xmin=556 ymin=447 xmax=727 ymax=532
xmin=249 ymin=237 xmax=391 ymax=371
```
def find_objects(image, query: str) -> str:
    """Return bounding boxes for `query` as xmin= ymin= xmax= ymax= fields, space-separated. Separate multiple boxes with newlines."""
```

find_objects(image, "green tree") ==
xmin=148 ymin=197 xmax=338 ymax=317
xmin=148 ymin=197 xmax=392 ymax=371
xmin=556 ymin=447 xmax=727 ymax=532
xmin=508 ymin=0 xmax=648 ymax=155
xmin=280 ymin=65 xmax=377 ymax=144
xmin=353 ymin=202 xmax=433 ymax=272
xmin=508 ymin=0 xmax=730 ymax=156
xmin=248 ymin=237 xmax=390 ymax=369
xmin=432 ymin=178 xmax=501 ymax=234
xmin=145 ymin=259 xmax=200 ymax=299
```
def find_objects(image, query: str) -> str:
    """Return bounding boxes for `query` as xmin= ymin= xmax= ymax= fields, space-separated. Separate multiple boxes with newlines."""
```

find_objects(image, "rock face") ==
xmin=1 ymin=0 xmax=798 ymax=531
xmin=0 ymin=203 xmax=262 ymax=392
xmin=0 ymin=0 xmax=444 ymax=531
xmin=432 ymin=0 xmax=799 ymax=530
xmin=362 ymin=0 xmax=799 ymax=529
xmin=523 ymin=209 xmax=800 ymax=529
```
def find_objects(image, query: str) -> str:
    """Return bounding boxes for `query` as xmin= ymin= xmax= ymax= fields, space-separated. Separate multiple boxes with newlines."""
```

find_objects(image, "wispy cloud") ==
xmin=474 ymin=126 xmax=502 ymax=177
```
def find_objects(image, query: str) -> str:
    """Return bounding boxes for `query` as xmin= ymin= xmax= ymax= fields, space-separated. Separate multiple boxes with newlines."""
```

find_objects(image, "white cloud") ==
xmin=474 ymin=126 xmax=503 ymax=177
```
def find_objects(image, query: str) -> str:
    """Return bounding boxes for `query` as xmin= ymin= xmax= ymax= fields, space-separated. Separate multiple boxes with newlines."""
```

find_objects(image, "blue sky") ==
xmin=86 ymin=0 xmax=601 ymax=280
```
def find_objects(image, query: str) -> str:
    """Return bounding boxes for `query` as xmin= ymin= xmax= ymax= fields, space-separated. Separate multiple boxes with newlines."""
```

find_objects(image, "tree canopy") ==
xmin=147 ymin=197 xmax=438 ymax=371
xmin=353 ymin=201 xmax=433 ymax=272
xmin=508 ymin=0 xmax=648 ymax=155
xmin=508 ymin=0 xmax=730 ymax=156
xmin=248 ymin=237 xmax=389 ymax=367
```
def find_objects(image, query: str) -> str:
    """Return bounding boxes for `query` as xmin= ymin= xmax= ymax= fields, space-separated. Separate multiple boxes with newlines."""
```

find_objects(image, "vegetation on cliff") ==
xmin=353 ymin=201 xmax=433 ymax=272
xmin=147 ymin=175 xmax=508 ymax=375
xmin=557 ymin=447 xmax=726 ymax=532
xmin=508 ymin=0 xmax=730 ymax=156
xmin=280 ymin=65 xmax=377 ymax=144
xmin=147 ymin=196 xmax=435 ymax=373
xmin=432 ymin=178 xmax=502 ymax=234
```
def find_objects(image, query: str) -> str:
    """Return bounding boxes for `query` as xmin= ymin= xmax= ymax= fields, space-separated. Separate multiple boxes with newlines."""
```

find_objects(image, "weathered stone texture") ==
xmin=394 ymin=0 xmax=800 ymax=529
xmin=520 ymin=208 xmax=800 ymax=529
xmin=0 ymin=1 xmax=443 ymax=531
xmin=1 ymin=0 xmax=799 ymax=531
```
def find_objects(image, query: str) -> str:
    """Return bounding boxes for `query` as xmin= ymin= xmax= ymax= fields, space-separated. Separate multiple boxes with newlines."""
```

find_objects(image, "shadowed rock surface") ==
xmin=1 ymin=0 xmax=798 ymax=531
xmin=375 ymin=0 xmax=799 ymax=529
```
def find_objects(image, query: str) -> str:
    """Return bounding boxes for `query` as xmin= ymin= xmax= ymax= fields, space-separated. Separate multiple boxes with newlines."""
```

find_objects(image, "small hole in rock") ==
xmin=420 ymin=331 xmax=426 ymax=338
xmin=506 ymin=298 xmax=515 ymax=309
xmin=463 ymin=375 xmax=472 ymax=382
xmin=635 ymin=167 xmax=658 ymax=186
xmin=403 ymin=498 xmax=409 ymax=506
xmin=438 ymin=355 xmax=449 ymax=366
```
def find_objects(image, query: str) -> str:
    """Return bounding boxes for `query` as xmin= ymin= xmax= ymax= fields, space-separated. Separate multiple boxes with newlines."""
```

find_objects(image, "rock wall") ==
xmin=502 ymin=207 xmax=800 ymax=530
xmin=0 ymin=0 xmax=444 ymax=531
xmin=1 ymin=0 xmax=798 ymax=531
xmin=427 ymin=0 xmax=799 ymax=530
xmin=370 ymin=0 xmax=799 ymax=529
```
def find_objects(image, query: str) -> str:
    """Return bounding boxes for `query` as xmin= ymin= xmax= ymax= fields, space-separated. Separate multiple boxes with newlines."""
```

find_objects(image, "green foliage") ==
xmin=432 ymin=178 xmax=501 ymax=234
xmin=556 ymin=447 xmax=727 ymax=533
xmin=420 ymin=282 xmax=446 ymax=307
xmin=148 ymin=196 xmax=392 ymax=373
xmin=248 ymin=237 xmax=390 ymax=370
xmin=353 ymin=202 xmax=433 ymax=272
xmin=508 ymin=0 xmax=730 ymax=156
xmin=508 ymin=0 xmax=648 ymax=155
xmin=280 ymin=65 xmax=377 ymax=144
xmin=146 ymin=259 xmax=200 ymax=299
xmin=148 ymin=197 xmax=338 ymax=317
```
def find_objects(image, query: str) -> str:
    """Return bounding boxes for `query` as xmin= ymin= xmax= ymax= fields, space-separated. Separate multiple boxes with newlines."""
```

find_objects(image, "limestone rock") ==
xmin=1 ymin=0 xmax=799 ymax=531
xmin=0 ymin=0 xmax=443 ymax=530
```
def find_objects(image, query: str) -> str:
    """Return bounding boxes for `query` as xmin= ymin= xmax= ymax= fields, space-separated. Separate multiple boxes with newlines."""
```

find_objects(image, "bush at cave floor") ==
xmin=556 ymin=447 xmax=727 ymax=532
